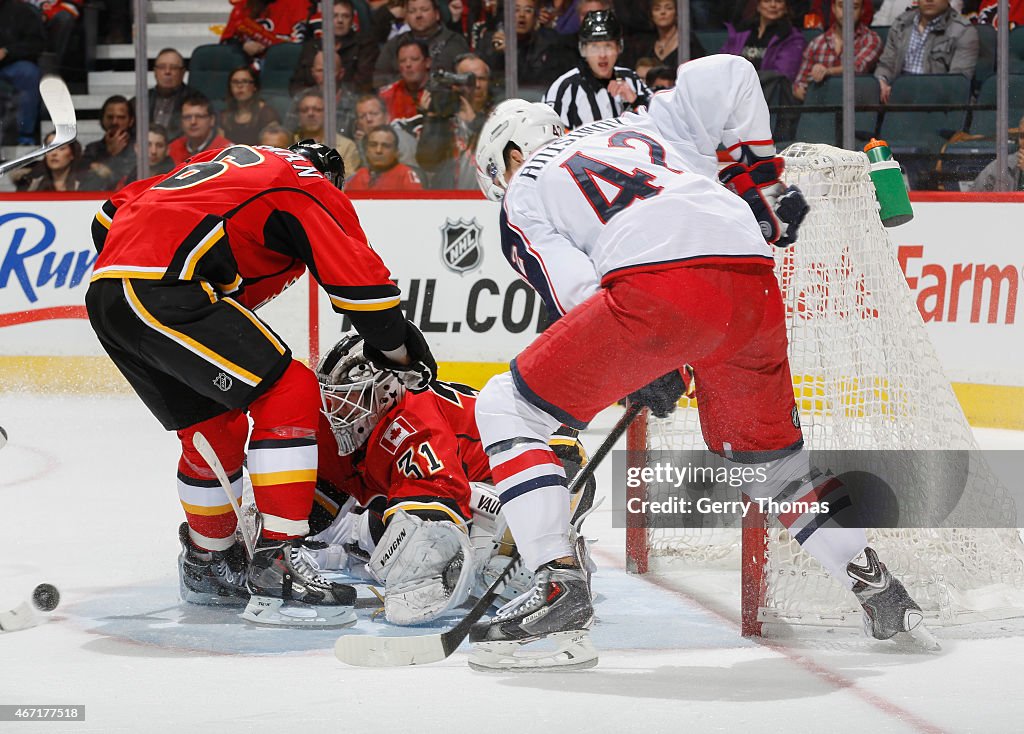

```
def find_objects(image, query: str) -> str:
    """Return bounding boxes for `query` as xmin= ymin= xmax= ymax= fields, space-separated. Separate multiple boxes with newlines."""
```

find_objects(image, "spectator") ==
xmin=220 ymin=0 xmax=313 ymax=69
xmin=369 ymin=0 xmax=409 ymax=46
xmin=346 ymin=124 xmax=424 ymax=189
xmin=552 ymin=0 xmax=608 ymax=36
xmin=380 ymin=37 xmax=431 ymax=119
xmin=634 ymin=56 xmax=658 ymax=84
xmin=31 ymin=0 xmax=83 ymax=76
xmin=874 ymin=0 xmax=978 ymax=104
xmin=873 ymin=1 xmax=966 ymax=26
xmin=968 ymin=0 xmax=1024 ymax=26
xmin=167 ymin=93 xmax=233 ymax=164
xmin=137 ymin=48 xmax=197 ymax=141
xmin=623 ymin=0 xmax=707 ymax=69
xmin=293 ymin=0 xmax=379 ymax=94
xmin=793 ymin=0 xmax=882 ymax=102
xmin=446 ymin=0 xmax=501 ymax=51
xmin=544 ymin=10 xmax=650 ymax=130
xmin=291 ymin=88 xmax=362 ymax=175
xmin=220 ymin=66 xmax=280 ymax=145
xmin=117 ymin=124 xmax=176 ymax=188
xmin=80 ymin=94 xmax=136 ymax=190
xmin=306 ymin=49 xmax=358 ymax=134
xmin=416 ymin=52 xmax=492 ymax=188
xmin=971 ymin=115 xmax=1024 ymax=191
xmin=0 ymin=0 xmax=44 ymax=145
xmin=691 ymin=0 xmax=730 ymax=30
xmin=804 ymin=0 xmax=874 ymax=27
xmin=646 ymin=65 xmax=675 ymax=89
xmin=721 ymin=0 xmax=806 ymax=84
xmin=478 ymin=0 xmax=577 ymax=90
xmin=11 ymin=130 xmax=86 ymax=191
xmin=258 ymin=120 xmax=294 ymax=146
xmin=536 ymin=0 xmax=574 ymax=31
xmin=375 ymin=0 xmax=470 ymax=85
xmin=354 ymin=92 xmax=419 ymax=167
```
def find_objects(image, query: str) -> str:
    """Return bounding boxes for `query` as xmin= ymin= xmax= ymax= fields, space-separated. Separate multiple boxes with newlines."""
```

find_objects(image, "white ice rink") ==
xmin=2 ymin=392 xmax=1024 ymax=734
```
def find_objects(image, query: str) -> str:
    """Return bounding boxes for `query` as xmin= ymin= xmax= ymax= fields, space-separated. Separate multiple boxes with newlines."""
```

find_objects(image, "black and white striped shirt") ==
xmin=543 ymin=63 xmax=652 ymax=130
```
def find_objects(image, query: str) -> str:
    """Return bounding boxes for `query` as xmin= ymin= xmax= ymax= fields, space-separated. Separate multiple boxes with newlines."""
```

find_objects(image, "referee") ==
xmin=543 ymin=10 xmax=651 ymax=130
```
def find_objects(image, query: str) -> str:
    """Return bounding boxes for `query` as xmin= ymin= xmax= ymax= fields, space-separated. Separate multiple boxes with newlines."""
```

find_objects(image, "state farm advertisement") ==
xmin=1 ymin=194 xmax=1022 ymax=387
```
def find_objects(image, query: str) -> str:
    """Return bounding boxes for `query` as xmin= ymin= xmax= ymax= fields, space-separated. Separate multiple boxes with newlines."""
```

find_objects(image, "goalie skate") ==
xmin=468 ymin=554 xmax=597 ymax=672
xmin=177 ymin=523 xmax=249 ymax=607
xmin=243 ymin=535 xmax=358 ymax=628
xmin=848 ymin=547 xmax=940 ymax=652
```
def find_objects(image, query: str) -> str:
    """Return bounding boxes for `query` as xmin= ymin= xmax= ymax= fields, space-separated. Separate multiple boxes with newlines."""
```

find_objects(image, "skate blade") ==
xmin=179 ymin=584 xmax=248 ymax=608
xmin=468 ymin=630 xmax=598 ymax=672
xmin=242 ymin=595 xmax=357 ymax=628
xmin=893 ymin=613 xmax=941 ymax=652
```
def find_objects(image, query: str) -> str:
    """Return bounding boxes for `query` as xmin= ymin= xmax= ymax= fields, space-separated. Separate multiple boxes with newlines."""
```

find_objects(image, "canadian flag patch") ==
xmin=380 ymin=416 xmax=415 ymax=455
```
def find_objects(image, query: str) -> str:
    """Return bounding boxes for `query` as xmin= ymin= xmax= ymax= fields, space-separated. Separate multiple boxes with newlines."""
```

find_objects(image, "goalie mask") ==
xmin=475 ymin=99 xmax=564 ymax=201
xmin=317 ymin=335 xmax=405 ymax=455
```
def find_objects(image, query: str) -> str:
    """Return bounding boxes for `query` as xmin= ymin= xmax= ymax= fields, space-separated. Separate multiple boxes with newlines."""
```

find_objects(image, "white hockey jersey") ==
xmin=500 ymin=55 xmax=777 ymax=319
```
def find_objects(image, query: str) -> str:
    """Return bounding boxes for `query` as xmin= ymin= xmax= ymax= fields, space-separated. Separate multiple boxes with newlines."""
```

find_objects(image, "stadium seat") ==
xmin=262 ymin=43 xmax=304 ymax=95
xmin=874 ymin=25 xmax=889 ymax=49
xmin=974 ymin=24 xmax=997 ymax=88
xmin=877 ymin=73 xmax=972 ymax=154
xmin=696 ymin=29 xmax=728 ymax=54
xmin=262 ymin=91 xmax=294 ymax=123
xmin=1010 ymin=26 xmax=1024 ymax=73
xmin=794 ymin=75 xmax=880 ymax=147
xmin=188 ymin=44 xmax=247 ymax=104
xmin=970 ymin=74 xmax=1024 ymax=137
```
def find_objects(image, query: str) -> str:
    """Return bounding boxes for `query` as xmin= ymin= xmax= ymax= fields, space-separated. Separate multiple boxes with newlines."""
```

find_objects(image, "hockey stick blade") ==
xmin=192 ymin=432 xmax=256 ymax=560
xmin=334 ymin=403 xmax=641 ymax=667
xmin=0 ymin=76 xmax=77 ymax=176
xmin=0 ymin=601 xmax=39 ymax=633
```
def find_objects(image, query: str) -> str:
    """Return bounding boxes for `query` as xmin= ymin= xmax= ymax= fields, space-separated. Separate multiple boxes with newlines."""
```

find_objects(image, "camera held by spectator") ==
xmin=425 ymin=69 xmax=477 ymax=118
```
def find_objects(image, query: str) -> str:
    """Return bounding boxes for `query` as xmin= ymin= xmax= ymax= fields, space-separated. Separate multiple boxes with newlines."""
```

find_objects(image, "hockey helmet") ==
xmin=316 ymin=334 xmax=405 ymax=455
xmin=475 ymin=99 xmax=565 ymax=201
xmin=579 ymin=9 xmax=623 ymax=45
xmin=288 ymin=138 xmax=346 ymax=189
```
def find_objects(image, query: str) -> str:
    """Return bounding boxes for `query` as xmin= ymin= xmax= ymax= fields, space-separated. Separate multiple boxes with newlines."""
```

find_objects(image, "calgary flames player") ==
xmin=85 ymin=141 xmax=437 ymax=628
xmin=306 ymin=334 xmax=592 ymax=625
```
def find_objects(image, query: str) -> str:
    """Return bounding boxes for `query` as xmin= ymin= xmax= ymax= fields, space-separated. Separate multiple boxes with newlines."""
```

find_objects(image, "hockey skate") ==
xmin=468 ymin=545 xmax=597 ymax=672
xmin=848 ymin=547 xmax=940 ymax=652
xmin=177 ymin=522 xmax=249 ymax=606
xmin=243 ymin=534 xmax=358 ymax=628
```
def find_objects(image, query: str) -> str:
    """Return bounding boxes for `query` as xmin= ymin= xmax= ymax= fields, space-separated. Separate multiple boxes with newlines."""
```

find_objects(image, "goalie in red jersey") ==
xmin=85 ymin=140 xmax=437 ymax=628
xmin=305 ymin=333 xmax=593 ymax=625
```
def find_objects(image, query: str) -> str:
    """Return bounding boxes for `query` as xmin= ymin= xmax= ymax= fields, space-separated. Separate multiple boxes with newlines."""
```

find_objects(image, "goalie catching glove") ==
xmin=362 ymin=321 xmax=438 ymax=393
xmin=718 ymin=156 xmax=809 ymax=247
xmin=367 ymin=509 xmax=477 ymax=625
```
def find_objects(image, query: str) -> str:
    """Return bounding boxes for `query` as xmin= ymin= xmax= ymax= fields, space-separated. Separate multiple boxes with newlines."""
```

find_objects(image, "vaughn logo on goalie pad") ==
xmin=440 ymin=218 xmax=482 ymax=274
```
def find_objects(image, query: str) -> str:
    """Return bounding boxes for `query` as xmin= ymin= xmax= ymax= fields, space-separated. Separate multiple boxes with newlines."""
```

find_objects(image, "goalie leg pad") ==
xmin=368 ymin=509 xmax=477 ymax=625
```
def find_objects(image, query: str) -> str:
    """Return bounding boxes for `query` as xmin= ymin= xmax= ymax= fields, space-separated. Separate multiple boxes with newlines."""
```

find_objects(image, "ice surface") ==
xmin=2 ymin=393 xmax=1023 ymax=733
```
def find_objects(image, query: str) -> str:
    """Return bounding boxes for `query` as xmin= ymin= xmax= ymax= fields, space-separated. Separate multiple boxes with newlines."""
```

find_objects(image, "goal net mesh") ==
xmin=638 ymin=143 xmax=1024 ymax=628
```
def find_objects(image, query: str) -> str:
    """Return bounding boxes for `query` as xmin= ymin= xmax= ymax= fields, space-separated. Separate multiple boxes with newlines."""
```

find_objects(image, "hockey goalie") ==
xmin=304 ymin=334 xmax=593 ymax=625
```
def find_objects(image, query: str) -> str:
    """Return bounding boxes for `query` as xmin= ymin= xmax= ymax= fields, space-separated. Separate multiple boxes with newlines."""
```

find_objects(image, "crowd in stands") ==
xmin=7 ymin=0 xmax=1024 ymax=191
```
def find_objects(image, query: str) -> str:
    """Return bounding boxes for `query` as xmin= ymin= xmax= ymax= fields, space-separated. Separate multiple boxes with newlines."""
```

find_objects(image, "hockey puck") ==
xmin=31 ymin=584 xmax=59 ymax=612
xmin=0 ymin=425 xmax=6 ymax=450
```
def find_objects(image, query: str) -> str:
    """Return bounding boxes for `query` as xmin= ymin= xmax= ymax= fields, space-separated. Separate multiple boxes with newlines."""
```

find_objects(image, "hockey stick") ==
xmin=0 ymin=76 xmax=77 ymax=176
xmin=334 ymin=403 xmax=642 ymax=667
xmin=192 ymin=433 xmax=256 ymax=560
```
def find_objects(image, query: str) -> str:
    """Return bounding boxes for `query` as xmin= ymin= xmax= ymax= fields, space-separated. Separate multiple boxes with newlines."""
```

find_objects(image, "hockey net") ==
xmin=625 ymin=143 xmax=1024 ymax=635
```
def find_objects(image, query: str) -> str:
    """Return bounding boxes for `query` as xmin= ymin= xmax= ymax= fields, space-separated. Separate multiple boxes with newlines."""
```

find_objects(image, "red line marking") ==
xmin=592 ymin=545 xmax=949 ymax=734
xmin=0 ymin=305 xmax=89 ymax=327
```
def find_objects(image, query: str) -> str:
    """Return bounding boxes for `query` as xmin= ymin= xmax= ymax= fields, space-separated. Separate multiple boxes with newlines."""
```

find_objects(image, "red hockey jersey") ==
xmin=317 ymin=381 xmax=491 ymax=523
xmin=91 ymin=144 xmax=400 ymax=314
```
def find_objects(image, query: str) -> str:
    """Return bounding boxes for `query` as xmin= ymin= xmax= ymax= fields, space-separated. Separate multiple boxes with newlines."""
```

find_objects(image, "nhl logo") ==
xmin=440 ymin=218 xmax=482 ymax=273
xmin=213 ymin=372 xmax=233 ymax=392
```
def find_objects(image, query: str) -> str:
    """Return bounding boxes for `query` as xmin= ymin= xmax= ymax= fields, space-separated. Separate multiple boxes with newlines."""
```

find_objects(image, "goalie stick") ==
xmin=192 ymin=433 xmax=256 ymax=560
xmin=334 ymin=403 xmax=643 ymax=667
xmin=0 ymin=76 xmax=77 ymax=176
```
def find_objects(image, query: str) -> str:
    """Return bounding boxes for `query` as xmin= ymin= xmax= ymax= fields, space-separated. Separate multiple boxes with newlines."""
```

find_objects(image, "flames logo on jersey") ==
xmin=440 ymin=218 xmax=482 ymax=273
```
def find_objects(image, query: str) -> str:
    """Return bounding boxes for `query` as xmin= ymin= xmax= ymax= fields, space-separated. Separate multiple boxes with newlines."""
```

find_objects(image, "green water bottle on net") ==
xmin=864 ymin=139 xmax=914 ymax=227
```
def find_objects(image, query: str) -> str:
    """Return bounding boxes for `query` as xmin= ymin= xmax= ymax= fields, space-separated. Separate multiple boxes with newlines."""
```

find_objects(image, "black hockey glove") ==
xmin=362 ymin=321 xmax=438 ymax=393
xmin=718 ymin=156 xmax=809 ymax=248
xmin=628 ymin=366 xmax=693 ymax=419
